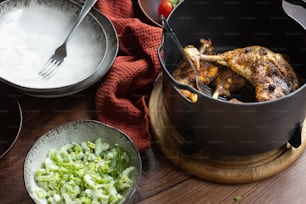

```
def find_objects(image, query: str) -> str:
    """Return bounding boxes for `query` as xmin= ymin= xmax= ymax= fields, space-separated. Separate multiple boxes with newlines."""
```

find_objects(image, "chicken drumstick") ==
xmin=200 ymin=46 xmax=299 ymax=101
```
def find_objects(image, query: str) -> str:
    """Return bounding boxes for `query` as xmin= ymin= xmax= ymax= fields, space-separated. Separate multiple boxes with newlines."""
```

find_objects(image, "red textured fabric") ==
xmin=95 ymin=0 xmax=162 ymax=151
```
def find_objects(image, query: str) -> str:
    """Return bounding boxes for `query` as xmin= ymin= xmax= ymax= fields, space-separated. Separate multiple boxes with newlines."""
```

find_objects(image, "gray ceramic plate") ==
xmin=0 ymin=0 xmax=118 ymax=97
xmin=24 ymin=120 xmax=141 ymax=203
xmin=0 ymin=85 xmax=22 ymax=159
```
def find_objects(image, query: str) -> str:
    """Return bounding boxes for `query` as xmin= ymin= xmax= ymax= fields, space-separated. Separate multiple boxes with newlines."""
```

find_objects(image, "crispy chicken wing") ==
xmin=200 ymin=46 xmax=299 ymax=101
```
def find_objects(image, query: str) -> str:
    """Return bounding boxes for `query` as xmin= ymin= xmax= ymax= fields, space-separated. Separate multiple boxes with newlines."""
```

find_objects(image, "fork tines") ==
xmin=38 ymin=57 xmax=63 ymax=79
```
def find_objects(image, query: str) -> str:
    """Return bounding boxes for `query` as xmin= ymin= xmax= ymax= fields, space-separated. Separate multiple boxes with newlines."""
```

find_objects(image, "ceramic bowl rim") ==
xmin=23 ymin=119 xmax=142 ymax=204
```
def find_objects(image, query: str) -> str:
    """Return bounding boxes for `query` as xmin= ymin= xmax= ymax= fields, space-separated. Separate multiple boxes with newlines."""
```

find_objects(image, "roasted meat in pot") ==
xmin=173 ymin=38 xmax=299 ymax=102
xmin=173 ymin=39 xmax=249 ymax=102
xmin=200 ymin=46 xmax=299 ymax=101
xmin=172 ymin=39 xmax=220 ymax=102
xmin=212 ymin=68 xmax=247 ymax=98
xmin=172 ymin=54 xmax=220 ymax=102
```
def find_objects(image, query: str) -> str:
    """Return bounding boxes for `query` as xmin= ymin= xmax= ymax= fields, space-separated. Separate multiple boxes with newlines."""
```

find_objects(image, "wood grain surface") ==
xmin=1 ymin=85 xmax=306 ymax=204
xmin=149 ymin=78 xmax=306 ymax=184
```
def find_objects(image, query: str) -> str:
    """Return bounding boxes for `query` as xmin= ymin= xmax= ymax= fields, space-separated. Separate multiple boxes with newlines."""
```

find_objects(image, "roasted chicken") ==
xmin=200 ymin=46 xmax=299 ymax=101
xmin=172 ymin=39 xmax=220 ymax=102
xmin=212 ymin=68 xmax=247 ymax=98
xmin=173 ymin=39 xmax=247 ymax=101
xmin=172 ymin=38 xmax=299 ymax=102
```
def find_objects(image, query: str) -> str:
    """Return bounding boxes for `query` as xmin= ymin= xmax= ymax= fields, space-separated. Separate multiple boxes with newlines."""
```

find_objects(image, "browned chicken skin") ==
xmin=213 ymin=68 xmax=247 ymax=98
xmin=173 ymin=52 xmax=220 ymax=102
xmin=173 ymin=39 xmax=247 ymax=101
xmin=200 ymin=46 xmax=299 ymax=101
xmin=172 ymin=39 xmax=220 ymax=102
xmin=173 ymin=39 xmax=298 ymax=102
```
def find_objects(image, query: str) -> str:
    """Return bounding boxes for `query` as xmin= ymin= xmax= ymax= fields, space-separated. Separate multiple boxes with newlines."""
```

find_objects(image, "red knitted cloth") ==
xmin=95 ymin=0 xmax=162 ymax=151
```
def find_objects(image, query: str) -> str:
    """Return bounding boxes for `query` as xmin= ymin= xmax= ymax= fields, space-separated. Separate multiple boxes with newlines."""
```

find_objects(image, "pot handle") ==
xmin=157 ymin=34 xmax=201 ymax=96
xmin=288 ymin=122 xmax=302 ymax=148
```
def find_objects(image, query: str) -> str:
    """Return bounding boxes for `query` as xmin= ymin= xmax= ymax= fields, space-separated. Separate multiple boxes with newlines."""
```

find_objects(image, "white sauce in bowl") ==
xmin=0 ymin=1 xmax=105 ymax=89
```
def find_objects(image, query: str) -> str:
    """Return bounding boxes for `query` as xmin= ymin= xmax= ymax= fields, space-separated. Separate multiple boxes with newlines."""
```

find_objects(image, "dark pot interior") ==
xmin=159 ymin=0 xmax=306 ymax=155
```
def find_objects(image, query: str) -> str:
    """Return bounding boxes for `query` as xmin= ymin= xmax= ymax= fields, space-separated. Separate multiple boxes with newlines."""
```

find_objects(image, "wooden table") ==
xmin=1 ymin=84 xmax=306 ymax=204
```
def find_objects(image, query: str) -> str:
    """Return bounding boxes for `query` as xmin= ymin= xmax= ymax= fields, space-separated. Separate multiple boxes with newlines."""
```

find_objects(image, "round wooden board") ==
xmin=149 ymin=78 xmax=306 ymax=184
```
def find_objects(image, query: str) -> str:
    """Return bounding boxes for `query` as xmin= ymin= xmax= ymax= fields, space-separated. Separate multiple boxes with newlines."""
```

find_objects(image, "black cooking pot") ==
xmin=158 ymin=0 xmax=306 ymax=155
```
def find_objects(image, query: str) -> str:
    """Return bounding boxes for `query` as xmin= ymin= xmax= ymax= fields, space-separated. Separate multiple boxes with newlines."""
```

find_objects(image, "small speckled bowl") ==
xmin=24 ymin=120 xmax=142 ymax=204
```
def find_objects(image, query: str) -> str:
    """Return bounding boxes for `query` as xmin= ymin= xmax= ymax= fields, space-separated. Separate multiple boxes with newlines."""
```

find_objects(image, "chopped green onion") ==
xmin=233 ymin=195 xmax=241 ymax=202
xmin=34 ymin=138 xmax=135 ymax=204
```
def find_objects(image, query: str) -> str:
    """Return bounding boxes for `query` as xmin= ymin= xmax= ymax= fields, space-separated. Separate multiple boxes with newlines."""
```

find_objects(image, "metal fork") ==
xmin=38 ymin=0 xmax=98 ymax=79
xmin=161 ymin=16 xmax=213 ymax=97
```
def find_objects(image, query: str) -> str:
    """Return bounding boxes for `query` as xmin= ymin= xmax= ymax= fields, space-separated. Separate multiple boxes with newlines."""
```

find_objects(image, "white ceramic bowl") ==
xmin=24 ymin=120 xmax=141 ymax=204
xmin=0 ymin=0 xmax=118 ymax=97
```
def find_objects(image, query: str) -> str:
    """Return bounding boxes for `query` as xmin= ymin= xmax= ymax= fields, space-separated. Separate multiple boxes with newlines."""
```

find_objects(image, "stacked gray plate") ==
xmin=0 ymin=84 xmax=22 ymax=158
xmin=0 ymin=0 xmax=118 ymax=97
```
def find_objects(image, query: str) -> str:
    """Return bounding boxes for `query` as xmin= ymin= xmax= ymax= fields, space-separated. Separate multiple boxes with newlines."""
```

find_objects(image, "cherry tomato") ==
xmin=158 ymin=0 xmax=174 ymax=19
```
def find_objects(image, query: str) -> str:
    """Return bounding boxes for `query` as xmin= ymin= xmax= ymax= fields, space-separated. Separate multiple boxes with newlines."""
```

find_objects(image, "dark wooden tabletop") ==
xmin=1 ymin=85 xmax=306 ymax=204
